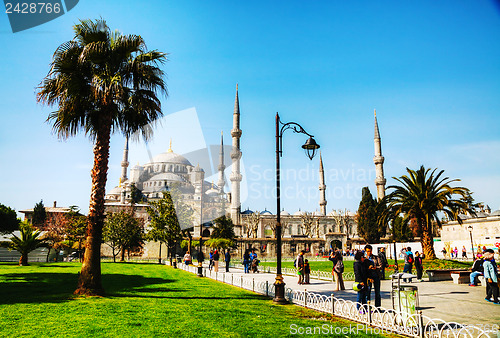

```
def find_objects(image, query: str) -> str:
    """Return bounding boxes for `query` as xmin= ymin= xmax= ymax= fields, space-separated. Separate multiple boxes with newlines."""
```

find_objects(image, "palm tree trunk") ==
xmin=158 ymin=242 xmax=162 ymax=264
xmin=19 ymin=253 xmax=28 ymax=266
xmin=421 ymin=218 xmax=437 ymax=259
xmin=75 ymin=114 xmax=111 ymax=296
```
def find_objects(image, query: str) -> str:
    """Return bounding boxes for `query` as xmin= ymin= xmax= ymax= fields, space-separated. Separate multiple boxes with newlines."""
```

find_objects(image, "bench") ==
xmin=426 ymin=269 xmax=469 ymax=282
xmin=450 ymin=271 xmax=471 ymax=284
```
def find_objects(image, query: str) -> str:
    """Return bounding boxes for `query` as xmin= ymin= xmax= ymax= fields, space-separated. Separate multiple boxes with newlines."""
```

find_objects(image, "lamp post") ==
xmin=274 ymin=112 xmax=320 ymax=304
xmin=197 ymin=172 xmax=205 ymax=277
xmin=467 ymin=225 xmax=474 ymax=259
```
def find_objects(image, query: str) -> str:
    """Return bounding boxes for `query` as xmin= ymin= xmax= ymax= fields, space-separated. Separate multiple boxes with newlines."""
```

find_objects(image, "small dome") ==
xmin=261 ymin=210 xmax=272 ymax=215
xmin=205 ymin=188 xmax=220 ymax=197
xmin=490 ymin=210 xmax=500 ymax=216
xmin=294 ymin=210 xmax=305 ymax=216
xmin=280 ymin=210 xmax=290 ymax=216
xmin=107 ymin=186 xmax=124 ymax=195
xmin=241 ymin=209 xmax=254 ymax=215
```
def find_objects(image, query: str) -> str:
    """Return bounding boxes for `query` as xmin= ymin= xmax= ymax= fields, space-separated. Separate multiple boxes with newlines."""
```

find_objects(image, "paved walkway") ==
xmin=200 ymin=265 xmax=500 ymax=327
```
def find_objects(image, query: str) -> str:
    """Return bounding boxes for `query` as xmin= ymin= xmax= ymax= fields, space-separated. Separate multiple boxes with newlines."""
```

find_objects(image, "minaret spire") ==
xmin=230 ymin=84 xmax=242 ymax=224
xmin=318 ymin=152 xmax=327 ymax=216
xmin=217 ymin=131 xmax=226 ymax=194
xmin=373 ymin=109 xmax=386 ymax=201
xmin=120 ymin=136 xmax=129 ymax=185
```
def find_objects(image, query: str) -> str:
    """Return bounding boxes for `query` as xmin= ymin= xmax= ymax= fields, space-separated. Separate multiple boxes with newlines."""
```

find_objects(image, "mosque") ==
xmin=104 ymin=86 xmax=389 ymax=257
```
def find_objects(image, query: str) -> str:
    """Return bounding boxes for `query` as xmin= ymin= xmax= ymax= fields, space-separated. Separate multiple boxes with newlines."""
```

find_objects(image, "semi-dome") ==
xmin=205 ymin=188 xmax=220 ymax=197
xmin=149 ymin=173 xmax=186 ymax=182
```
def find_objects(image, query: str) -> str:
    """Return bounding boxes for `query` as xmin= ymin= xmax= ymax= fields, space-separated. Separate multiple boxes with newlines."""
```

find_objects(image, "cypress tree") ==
xmin=357 ymin=187 xmax=379 ymax=243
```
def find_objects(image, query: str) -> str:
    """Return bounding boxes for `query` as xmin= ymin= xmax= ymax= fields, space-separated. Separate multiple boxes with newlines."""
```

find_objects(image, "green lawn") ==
xmin=0 ymin=262 xmax=391 ymax=337
xmin=260 ymin=258 xmax=472 ymax=276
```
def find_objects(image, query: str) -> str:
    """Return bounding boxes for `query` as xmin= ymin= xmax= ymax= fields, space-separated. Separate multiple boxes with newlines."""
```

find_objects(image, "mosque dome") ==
xmin=107 ymin=186 xmax=124 ymax=196
xmin=152 ymin=151 xmax=192 ymax=166
xmin=261 ymin=209 xmax=272 ymax=215
xmin=294 ymin=210 xmax=305 ymax=216
xmin=280 ymin=210 xmax=290 ymax=216
xmin=241 ymin=209 xmax=254 ymax=215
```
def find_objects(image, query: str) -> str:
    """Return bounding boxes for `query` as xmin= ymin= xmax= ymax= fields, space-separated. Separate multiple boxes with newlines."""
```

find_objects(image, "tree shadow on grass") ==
xmin=0 ymin=272 xmax=176 ymax=305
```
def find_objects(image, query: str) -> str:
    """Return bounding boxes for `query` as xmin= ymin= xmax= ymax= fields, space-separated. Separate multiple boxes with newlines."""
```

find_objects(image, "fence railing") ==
xmin=172 ymin=262 xmax=496 ymax=338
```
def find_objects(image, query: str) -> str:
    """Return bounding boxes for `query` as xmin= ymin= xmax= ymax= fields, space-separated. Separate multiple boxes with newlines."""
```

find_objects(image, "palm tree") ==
xmin=7 ymin=223 xmax=46 ymax=266
xmin=381 ymin=166 xmax=473 ymax=259
xmin=37 ymin=19 xmax=167 ymax=295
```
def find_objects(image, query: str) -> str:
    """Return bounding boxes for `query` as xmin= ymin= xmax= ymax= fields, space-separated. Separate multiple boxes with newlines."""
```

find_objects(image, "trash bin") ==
xmin=392 ymin=285 xmax=419 ymax=321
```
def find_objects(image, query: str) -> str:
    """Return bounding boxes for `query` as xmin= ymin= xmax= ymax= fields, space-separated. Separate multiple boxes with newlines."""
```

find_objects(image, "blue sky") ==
xmin=1 ymin=0 xmax=499 ymax=217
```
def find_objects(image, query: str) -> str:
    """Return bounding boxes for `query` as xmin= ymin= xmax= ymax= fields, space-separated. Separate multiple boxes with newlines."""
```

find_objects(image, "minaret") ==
xmin=318 ymin=152 xmax=327 ymax=215
xmin=373 ymin=110 xmax=386 ymax=201
xmin=120 ymin=136 xmax=129 ymax=185
xmin=230 ymin=84 xmax=242 ymax=224
xmin=217 ymin=131 xmax=226 ymax=194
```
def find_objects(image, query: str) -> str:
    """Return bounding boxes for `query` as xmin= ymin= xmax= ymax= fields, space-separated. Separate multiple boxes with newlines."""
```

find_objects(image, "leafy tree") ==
xmin=32 ymin=200 xmax=46 ymax=228
xmin=147 ymin=191 xmax=182 ymax=264
xmin=103 ymin=210 xmax=144 ymax=262
xmin=357 ymin=187 xmax=380 ymax=243
xmin=130 ymin=183 xmax=147 ymax=204
xmin=3 ymin=222 xmax=46 ymax=266
xmin=204 ymin=238 xmax=234 ymax=250
xmin=210 ymin=215 xmax=235 ymax=241
xmin=62 ymin=211 xmax=88 ymax=262
xmin=37 ymin=18 xmax=167 ymax=296
xmin=40 ymin=213 xmax=66 ymax=262
xmin=0 ymin=203 xmax=19 ymax=235
xmin=390 ymin=216 xmax=414 ymax=242
xmin=181 ymin=240 xmax=199 ymax=250
xmin=381 ymin=166 xmax=473 ymax=259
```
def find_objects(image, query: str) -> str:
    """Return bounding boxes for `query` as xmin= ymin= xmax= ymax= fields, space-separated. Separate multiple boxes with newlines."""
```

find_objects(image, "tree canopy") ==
xmin=104 ymin=210 xmax=144 ymax=262
xmin=0 ymin=203 xmax=19 ymax=235
xmin=37 ymin=18 xmax=168 ymax=296
xmin=32 ymin=200 xmax=46 ymax=228
xmin=381 ymin=166 xmax=473 ymax=259
xmin=357 ymin=187 xmax=382 ymax=243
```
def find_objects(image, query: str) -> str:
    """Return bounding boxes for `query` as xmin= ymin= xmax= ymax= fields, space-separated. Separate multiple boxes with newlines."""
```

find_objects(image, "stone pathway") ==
xmin=200 ymin=264 xmax=500 ymax=327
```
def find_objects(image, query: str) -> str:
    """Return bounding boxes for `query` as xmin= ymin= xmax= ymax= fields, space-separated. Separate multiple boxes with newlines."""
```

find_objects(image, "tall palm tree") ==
xmin=381 ymin=166 xmax=472 ymax=259
xmin=7 ymin=223 xmax=46 ymax=266
xmin=37 ymin=19 xmax=167 ymax=295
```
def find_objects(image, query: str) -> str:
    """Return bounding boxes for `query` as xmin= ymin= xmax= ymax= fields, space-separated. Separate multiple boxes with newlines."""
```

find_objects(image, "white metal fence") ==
xmin=173 ymin=262 xmax=497 ymax=338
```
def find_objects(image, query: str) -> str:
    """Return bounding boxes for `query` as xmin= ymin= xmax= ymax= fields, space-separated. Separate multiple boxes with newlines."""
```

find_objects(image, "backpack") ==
xmin=334 ymin=260 xmax=344 ymax=273
xmin=407 ymin=254 xmax=414 ymax=264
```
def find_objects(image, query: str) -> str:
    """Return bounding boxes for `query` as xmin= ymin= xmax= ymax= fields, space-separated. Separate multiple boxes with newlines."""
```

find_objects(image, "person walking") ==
xmin=243 ymin=249 xmax=251 ymax=273
xmin=454 ymin=247 xmax=458 ymax=259
xmin=364 ymin=245 xmax=382 ymax=307
xmin=378 ymin=247 xmax=388 ymax=280
xmin=304 ymin=259 xmax=311 ymax=284
xmin=353 ymin=250 xmax=368 ymax=311
xmin=295 ymin=250 xmax=305 ymax=285
xmin=483 ymin=249 xmax=499 ymax=304
xmin=209 ymin=249 xmax=214 ymax=271
xmin=329 ymin=251 xmax=345 ymax=291
xmin=224 ymin=249 xmax=231 ymax=273
xmin=402 ymin=247 xmax=414 ymax=282
xmin=462 ymin=246 xmax=467 ymax=258
xmin=414 ymin=251 xmax=424 ymax=282
xmin=213 ymin=249 xmax=220 ymax=272
xmin=469 ymin=256 xmax=484 ymax=286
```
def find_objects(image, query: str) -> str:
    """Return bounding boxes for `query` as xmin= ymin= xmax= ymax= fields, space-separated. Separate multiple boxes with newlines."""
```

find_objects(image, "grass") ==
xmin=0 ymin=262 xmax=393 ymax=337
xmin=259 ymin=258 xmax=472 ymax=277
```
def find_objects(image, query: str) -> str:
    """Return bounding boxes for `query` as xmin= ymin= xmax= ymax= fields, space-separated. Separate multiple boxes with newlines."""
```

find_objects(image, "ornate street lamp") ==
xmin=274 ymin=112 xmax=320 ymax=304
xmin=467 ymin=225 xmax=474 ymax=259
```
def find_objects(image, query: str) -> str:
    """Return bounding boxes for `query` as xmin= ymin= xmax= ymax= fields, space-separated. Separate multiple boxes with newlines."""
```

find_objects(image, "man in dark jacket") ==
xmin=353 ymin=250 xmax=368 ymax=310
xmin=225 ymin=249 xmax=231 ymax=272
xmin=469 ymin=256 xmax=484 ymax=286
xmin=364 ymin=245 xmax=382 ymax=307
xmin=378 ymin=247 xmax=388 ymax=280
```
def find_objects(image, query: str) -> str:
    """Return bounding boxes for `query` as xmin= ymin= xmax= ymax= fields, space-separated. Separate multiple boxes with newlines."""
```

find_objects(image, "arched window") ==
xmin=323 ymin=224 xmax=327 ymax=234
xmin=202 ymin=229 xmax=211 ymax=237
